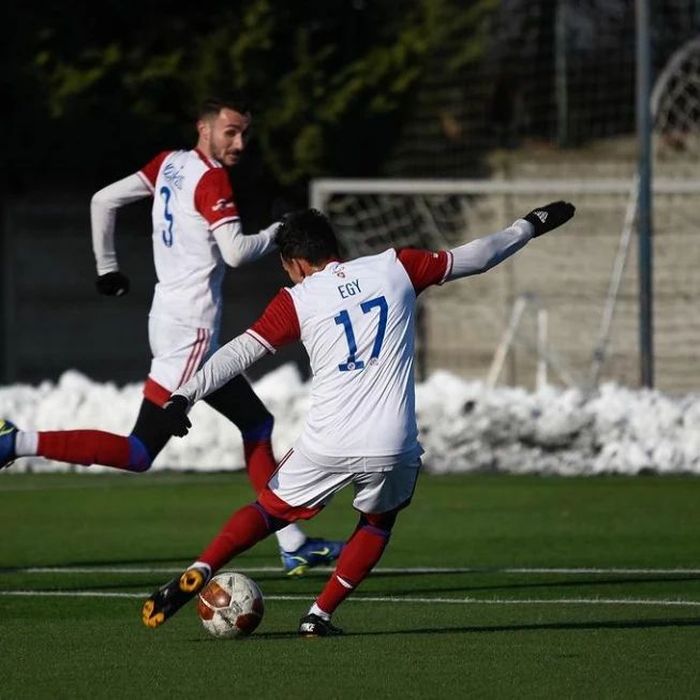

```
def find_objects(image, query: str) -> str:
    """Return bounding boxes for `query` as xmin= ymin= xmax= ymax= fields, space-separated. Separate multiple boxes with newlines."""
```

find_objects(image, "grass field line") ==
xmin=8 ymin=565 xmax=700 ymax=575
xmin=2 ymin=590 xmax=700 ymax=607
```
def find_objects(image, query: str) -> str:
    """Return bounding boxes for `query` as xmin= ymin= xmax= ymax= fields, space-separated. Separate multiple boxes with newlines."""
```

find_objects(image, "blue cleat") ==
xmin=281 ymin=538 xmax=344 ymax=577
xmin=0 ymin=420 xmax=18 ymax=469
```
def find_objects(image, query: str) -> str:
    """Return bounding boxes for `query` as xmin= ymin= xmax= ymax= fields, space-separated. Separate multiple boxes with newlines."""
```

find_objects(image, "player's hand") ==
xmin=96 ymin=271 xmax=130 ymax=296
xmin=161 ymin=395 xmax=192 ymax=437
xmin=523 ymin=201 xmax=575 ymax=237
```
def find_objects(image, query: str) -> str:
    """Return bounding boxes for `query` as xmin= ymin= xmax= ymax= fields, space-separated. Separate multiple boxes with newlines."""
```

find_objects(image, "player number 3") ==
xmin=334 ymin=295 xmax=388 ymax=372
xmin=159 ymin=186 xmax=175 ymax=247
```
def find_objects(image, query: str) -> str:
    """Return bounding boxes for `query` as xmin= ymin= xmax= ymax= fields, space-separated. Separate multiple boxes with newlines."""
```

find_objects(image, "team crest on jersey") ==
xmin=333 ymin=264 xmax=346 ymax=278
xmin=163 ymin=163 xmax=185 ymax=189
xmin=212 ymin=198 xmax=235 ymax=212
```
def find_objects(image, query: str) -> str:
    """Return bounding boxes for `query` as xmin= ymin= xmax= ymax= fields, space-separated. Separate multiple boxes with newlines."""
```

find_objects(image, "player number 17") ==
xmin=334 ymin=295 xmax=388 ymax=372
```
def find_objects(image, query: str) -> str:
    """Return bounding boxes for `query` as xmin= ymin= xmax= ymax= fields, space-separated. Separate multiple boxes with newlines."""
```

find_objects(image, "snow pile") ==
xmin=2 ymin=367 xmax=700 ymax=475
xmin=418 ymin=371 xmax=700 ymax=475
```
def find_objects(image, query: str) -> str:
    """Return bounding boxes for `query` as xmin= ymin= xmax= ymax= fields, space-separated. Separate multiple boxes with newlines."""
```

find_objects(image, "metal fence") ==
xmin=313 ymin=175 xmax=700 ymax=393
xmin=0 ymin=192 xmax=304 ymax=386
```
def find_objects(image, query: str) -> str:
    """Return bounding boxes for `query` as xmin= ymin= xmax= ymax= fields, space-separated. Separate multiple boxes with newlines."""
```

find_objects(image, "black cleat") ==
xmin=142 ymin=566 xmax=209 ymax=629
xmin=298 ymin=613 xmax=344 ymax=637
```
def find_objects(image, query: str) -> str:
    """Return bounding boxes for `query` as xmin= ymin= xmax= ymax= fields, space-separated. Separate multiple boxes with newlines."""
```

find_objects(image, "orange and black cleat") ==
xmin=142 ymin=566 xmax=210 ymax=628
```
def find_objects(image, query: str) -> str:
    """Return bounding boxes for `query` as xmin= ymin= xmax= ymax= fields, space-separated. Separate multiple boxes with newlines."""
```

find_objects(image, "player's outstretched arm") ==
xmin=212 ymin=220 xmax=279 ymax=268
xmin=92 ymin=173 xmax=151 ymax=296
xmin=446 ymin=200 xmax=575 ymax=281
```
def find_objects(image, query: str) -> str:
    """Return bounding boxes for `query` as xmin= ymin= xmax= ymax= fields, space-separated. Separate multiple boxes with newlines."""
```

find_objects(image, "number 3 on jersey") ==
xmin=334 ymin=295 xmax=388 ymax=371
xmin=159 ymin=186 xmax=175 ymax=247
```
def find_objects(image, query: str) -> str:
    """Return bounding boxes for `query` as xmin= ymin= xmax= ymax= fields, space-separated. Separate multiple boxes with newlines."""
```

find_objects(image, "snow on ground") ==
xmin=2 ymin=366 xmax=700 ymax=475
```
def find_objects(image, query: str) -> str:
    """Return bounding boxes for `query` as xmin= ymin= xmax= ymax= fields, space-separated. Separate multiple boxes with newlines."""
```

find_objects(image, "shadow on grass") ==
xmin=184 ymin=615 xmax=700 ymax=642
xmin=340 ymin=616 xmax=700 ymax=637
xmin=240 ymin=571 xmax=700 ymax=597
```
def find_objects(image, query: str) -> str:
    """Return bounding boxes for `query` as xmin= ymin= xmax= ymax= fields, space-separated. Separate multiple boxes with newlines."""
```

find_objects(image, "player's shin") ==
xmin=314 ymin=513 xmax=395 ymax=617
xmin=197 ymin=502 xmax=286 ymax=571
xmin=143 ymin=502 xmax=285 ymax=629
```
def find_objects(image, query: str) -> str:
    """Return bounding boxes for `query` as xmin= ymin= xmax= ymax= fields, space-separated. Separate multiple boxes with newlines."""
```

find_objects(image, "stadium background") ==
xmin=2 ymin=0 xmax=700 ymax=392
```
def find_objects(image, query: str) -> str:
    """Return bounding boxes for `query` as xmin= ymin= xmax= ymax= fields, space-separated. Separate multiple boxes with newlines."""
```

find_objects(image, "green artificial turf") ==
xmin=2 ymin=472 xmax=700 ymax=698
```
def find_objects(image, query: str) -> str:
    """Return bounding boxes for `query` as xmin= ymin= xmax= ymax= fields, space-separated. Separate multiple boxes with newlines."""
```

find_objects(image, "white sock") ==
xmin=308 ymin=602 xmax=331 ymax=621
xmin=275 ymin=523 xmax=307 ymax=553
xmin=189 ymin=561 xmax=212 ymax=581
xmin=15 ymin=431 xmax=38 ymax=457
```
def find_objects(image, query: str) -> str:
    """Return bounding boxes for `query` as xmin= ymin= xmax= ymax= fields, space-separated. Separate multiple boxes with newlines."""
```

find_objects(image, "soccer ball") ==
xmin=196 ymin=571 xmax=265 ymax=639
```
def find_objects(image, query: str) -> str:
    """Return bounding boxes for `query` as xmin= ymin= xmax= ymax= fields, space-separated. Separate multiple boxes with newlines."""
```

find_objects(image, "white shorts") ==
xmin=259 ymin=449 xmax=421 ymax=519
xmin=144 ymin=316 xmax=218 ymax=404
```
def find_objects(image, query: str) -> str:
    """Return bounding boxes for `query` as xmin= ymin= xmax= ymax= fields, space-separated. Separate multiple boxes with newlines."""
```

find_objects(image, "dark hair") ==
xmin=197 ymin=94 xmax=251 ymax=121
xmin=276 ymin=209 xmax=341 ymax=265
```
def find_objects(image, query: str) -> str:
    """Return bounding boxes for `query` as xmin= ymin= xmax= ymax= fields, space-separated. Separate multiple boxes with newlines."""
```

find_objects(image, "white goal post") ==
xmin=309 ymin=176 xmax=700 ymax=391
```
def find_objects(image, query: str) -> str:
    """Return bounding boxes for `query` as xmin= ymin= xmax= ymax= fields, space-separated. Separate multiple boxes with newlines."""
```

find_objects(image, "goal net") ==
xmin=310 ymin=178 xmax=700 ymax=393
xmin=309 ymin=36 xmax=700 ymax=393
xmin=653 ymin=36 xmax=700 ymax=169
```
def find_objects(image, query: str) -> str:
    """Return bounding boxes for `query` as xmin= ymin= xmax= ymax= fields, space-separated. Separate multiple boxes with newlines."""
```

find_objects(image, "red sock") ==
xmin=198 ymin=503 xmax=274 ymax=571
xmin=316 ymin=524 xmax=391 ymax=615
xmin=38 ymin=430 xmax=131 ymax=469
xmin=243 ymin=439 xmax=277 ymax=493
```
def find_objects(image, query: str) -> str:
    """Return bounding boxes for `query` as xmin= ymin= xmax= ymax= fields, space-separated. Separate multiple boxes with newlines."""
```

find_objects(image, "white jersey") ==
xmin=174 ymin=219 xmax=537 ymax=470
xmin=138 ymin=149 xmax=240 ymax=329
xmin=247 ymin=248 xmax=452 ymax=468
xmin=173 ymin=218 xmax=536 ymax=469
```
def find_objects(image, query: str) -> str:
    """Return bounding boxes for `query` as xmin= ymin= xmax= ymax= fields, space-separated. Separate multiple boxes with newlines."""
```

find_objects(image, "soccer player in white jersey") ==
xmin=0 ymin=96 xmax=342 ymax=575
xmin=140 ymin=201 xmax=575 ymax=636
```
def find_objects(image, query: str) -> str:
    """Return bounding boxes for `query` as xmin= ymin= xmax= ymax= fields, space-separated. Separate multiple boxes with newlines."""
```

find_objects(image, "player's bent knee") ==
xmin=361 ymin=510 xmax=399 ymax=535
xmin=251 ymin=502 xmax=289 ymax=533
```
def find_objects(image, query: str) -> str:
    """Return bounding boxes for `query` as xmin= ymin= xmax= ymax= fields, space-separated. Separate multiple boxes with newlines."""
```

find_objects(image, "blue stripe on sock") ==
xmin=127 ymin=435 xmax=152 ymax=472
xmin=362 ymin=524 xmax=392 ymax=540
xmin=242 ymin=417 xmax=274 ymax=443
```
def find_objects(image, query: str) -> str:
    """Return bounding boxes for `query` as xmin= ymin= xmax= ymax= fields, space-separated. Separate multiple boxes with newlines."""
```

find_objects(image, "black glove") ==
xmin=96 ymin=271 xmax=130 ymax=296
xmin=161 ymin=395 xmax=192 ymax=437
xmin=523 ymin=201 xmax=575 ymax=237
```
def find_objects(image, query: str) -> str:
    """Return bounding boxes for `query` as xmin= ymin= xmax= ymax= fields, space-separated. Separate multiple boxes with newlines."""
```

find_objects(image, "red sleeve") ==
xmin=194 ymin=169 xmax=240 ymax=229
xmin=138 ymin=151 xmax=171 ymax=191
xmin=247 ymin=289 xmax=301 ymax=352
xmin=397 ymin=248 xmax=452 ymax=294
